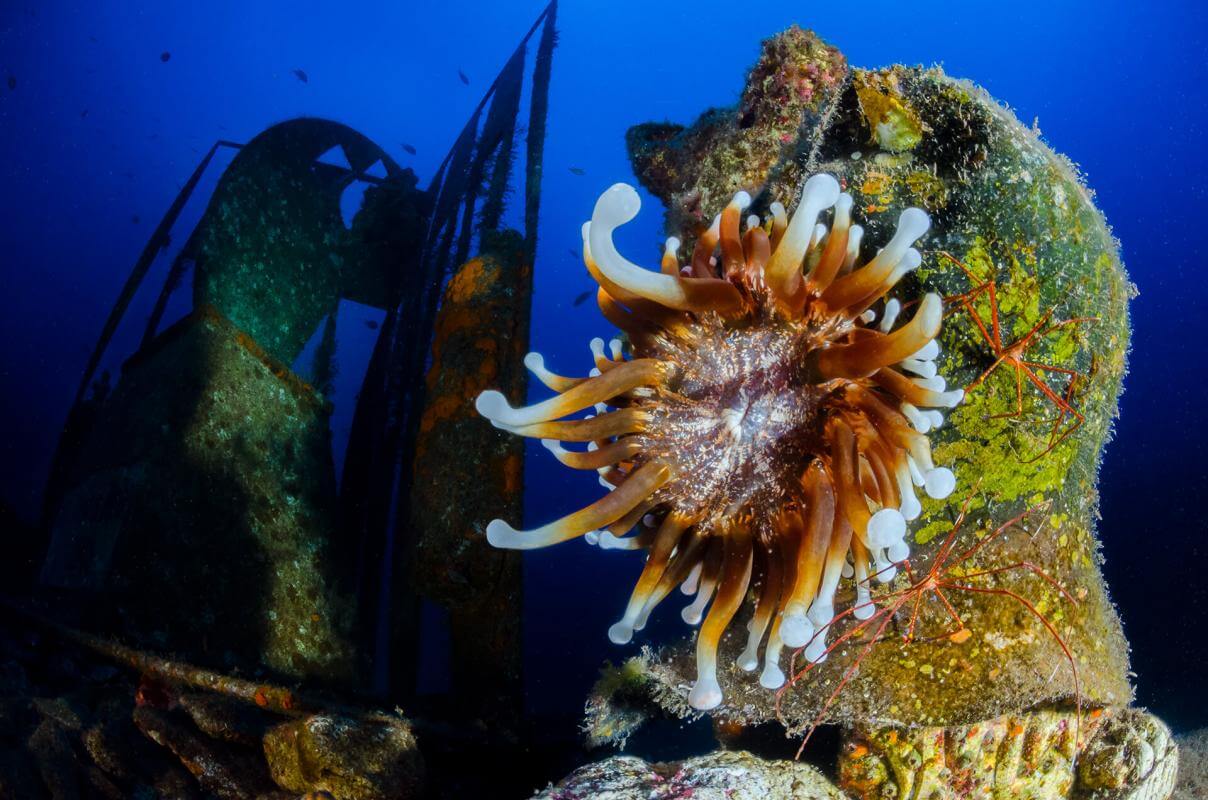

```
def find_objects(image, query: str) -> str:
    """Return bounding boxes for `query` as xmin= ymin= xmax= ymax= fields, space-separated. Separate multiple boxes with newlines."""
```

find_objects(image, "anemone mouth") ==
xmin=476 ymin=173 xmax=961 ymax=711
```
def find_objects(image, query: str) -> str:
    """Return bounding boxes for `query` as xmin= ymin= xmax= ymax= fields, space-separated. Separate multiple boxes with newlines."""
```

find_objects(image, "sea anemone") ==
xmin=475 ymin=174 xmax=962 ymax=711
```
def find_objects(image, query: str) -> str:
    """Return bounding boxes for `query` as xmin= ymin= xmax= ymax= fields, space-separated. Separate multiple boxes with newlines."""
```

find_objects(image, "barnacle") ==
xmin=476 ymin=174 xmax=962 ymax=710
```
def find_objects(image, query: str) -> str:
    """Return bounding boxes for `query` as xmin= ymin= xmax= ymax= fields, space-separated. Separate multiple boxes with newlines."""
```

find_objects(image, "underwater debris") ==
xmin=839 ymin=707 xmax=1099 ymax=799
xmin=572 ymin=289 xmax=591 ymax=306
xmin=292 ymin=68 xmax=309 ymax=83
xmin=7 ymin=74 xmax=15 ymax=90
xmin=478 ymin=173 xmax=962 ymax=712
xmin=160 ymin=51 xmax=170 ymax=63
xmin=569 ymin=166 xmax=585 ymax=175
xmin=401 ymin=142 xmax=417 ymax=154
xmin=409 ymin=233 xmax=530 ymax=722
xmin=458 ymin=68 xmax=469 ymax=85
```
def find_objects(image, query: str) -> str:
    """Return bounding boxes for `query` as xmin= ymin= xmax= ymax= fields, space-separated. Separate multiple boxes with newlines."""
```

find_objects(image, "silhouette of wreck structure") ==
xmin=37 ymin=3 xmax=558 ymax=729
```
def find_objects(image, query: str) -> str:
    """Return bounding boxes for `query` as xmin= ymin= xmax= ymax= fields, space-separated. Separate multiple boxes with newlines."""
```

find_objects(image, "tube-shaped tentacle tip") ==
xmin=584 ymin=530 xmax=600 ymax=546
xmin=485 ymin=519 xmax=521 ymax=549
xmin=880 ymin=298 xmax=901 ymax=332
xmin=866 ymin=508 xmax=907 ymax=548
xmin=835 ymin=192 xmax=853 ymax=221
xmin=665 ymin=236 xmax=680 ymax=254
xmin=809 ymin=222 xmax=828 ymax=250
xmin=731 ymin=190 xmax=752 ymax=210
xmin=608 ymin=621 xmax=634 ymax=645
xmin=801 ymin=173 xmax=841 ymax=209
xmin=475 ymin=390 xmax=510 ymax=420
xmin=924 ymin=467 xmax=956 ymax=499
xmin=912 ymin=338 xmax=940 ymax=361
xmin=938 ymin=388 xmax=964 ymax=408
xmin=887 ymin=539 xmax=910 ymax=563
xmin=736 ymin=646 xmax=760 ymax=672
xmin=895 ymin=206 xmax=931 ymax=244
xmin=900 ymin=488 xmax=922 ymax=521
xmin=689 ymin=676 xmax=724 ymax=711
xmin=594 ymin=183 xmax=641 ymax=226
xmin=523 ymin=352 xmax=544 ymax=371
xmin=804 ymin=635 xmax=829 ymax=664
xmin=779 ymin=609 xmax=815 ymax=649
xmin=760 ymin=661 xmax=786 ymax=690
xmin=598 ymin=531 xmax=633 ymax=550
xmin=915 ymin=293 xmax=943 ymax=337
xmin=854 ymin=585 xmax=876 ymax=620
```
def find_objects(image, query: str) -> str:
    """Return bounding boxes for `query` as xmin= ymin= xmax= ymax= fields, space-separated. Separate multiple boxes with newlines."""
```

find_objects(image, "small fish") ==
xmin=80 ymin=108 xmax=89 ymax=118
xmin=568 ymin=166 xmax=585 ymax=176
xmin=457 ymin=69 xmax=469 ymax=85
xmin=7 ymin=75 xmax=15 ymax=91
xmin=568 ymin=248 xmax=579 ymax=260
xmin=131 ymin=214 xmax=140 ymax=224
xmin=160 ymin=51 xmax=171 ymax=63
xmin=364 ymin=319 xmax=379 ymax=330
xmin=401 ymin=143 xmax=417 ymax=155
xmin=573 ymin=290 xmax=592 ymax=307
xmin=292 ymin=68 xmax=308 ymax=84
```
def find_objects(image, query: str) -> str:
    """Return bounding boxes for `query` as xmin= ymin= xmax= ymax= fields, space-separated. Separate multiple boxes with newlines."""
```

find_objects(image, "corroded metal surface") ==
xmin=42 ymin=306 xmax=360 ymax=686
xmin=409 ymin=231 xmax=531 ymax=720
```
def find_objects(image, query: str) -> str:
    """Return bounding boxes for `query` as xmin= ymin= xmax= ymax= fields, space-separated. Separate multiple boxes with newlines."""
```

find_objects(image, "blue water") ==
xmin=1 ymin=0 xmax=1205 ymax=734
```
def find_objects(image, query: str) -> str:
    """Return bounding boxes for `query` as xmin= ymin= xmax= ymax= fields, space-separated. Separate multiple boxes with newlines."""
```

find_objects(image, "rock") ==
xmin=32 ymin=695 xmax=87 ymax=731
xmin=134 ymin=705 xmax=277 ymax=800
xmin=1072 ymin=708 xmax=1178 ymax=800
xmin=623 ymin=25 xmax=1132 ymax=732
xmin=262 ymin=713 xmax=423 ymax=800
xmin=179 ymin=692 xmax=274 ymax=748
xmin=27 ymin=717 xmax=83 ymax=800
xmin=1173 ymin=727 xmax=1208 ymax=800
xmin=531 ymin=750 xmax=845 ymax=799
xmin=627 ymin=26 xmax=847 ymax=239
xmin=0 ymin=746 xmax=43 ymax=800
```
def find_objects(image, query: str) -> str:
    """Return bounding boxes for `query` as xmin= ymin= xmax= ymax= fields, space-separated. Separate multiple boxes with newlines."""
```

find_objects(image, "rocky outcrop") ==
xmin=531 ymin=750 xmax=845 ymax=800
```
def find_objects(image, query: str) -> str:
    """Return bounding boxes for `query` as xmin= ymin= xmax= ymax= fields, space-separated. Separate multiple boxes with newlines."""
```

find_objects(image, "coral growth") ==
xmin=616 ymin=28 xmax=1133 ymax=731
xmin=476 ymin=174 xmax=964 ymax=710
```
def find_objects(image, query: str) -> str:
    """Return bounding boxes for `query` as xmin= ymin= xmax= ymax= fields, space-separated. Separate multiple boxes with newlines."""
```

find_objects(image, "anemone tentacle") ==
xmin=476 ymin=174 xmax=961 ymax=710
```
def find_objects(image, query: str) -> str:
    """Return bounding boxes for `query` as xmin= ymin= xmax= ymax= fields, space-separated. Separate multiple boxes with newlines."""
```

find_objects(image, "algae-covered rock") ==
xmin=531 ymin=750 xmax=845 ymax=800
xmin=1075 ymin=709 xmax=1178 ymax=800
xmin=262 ymin=713 xmax=422 ymax=800
xmin=623 ymin=26 xmax=1132 ymax=730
